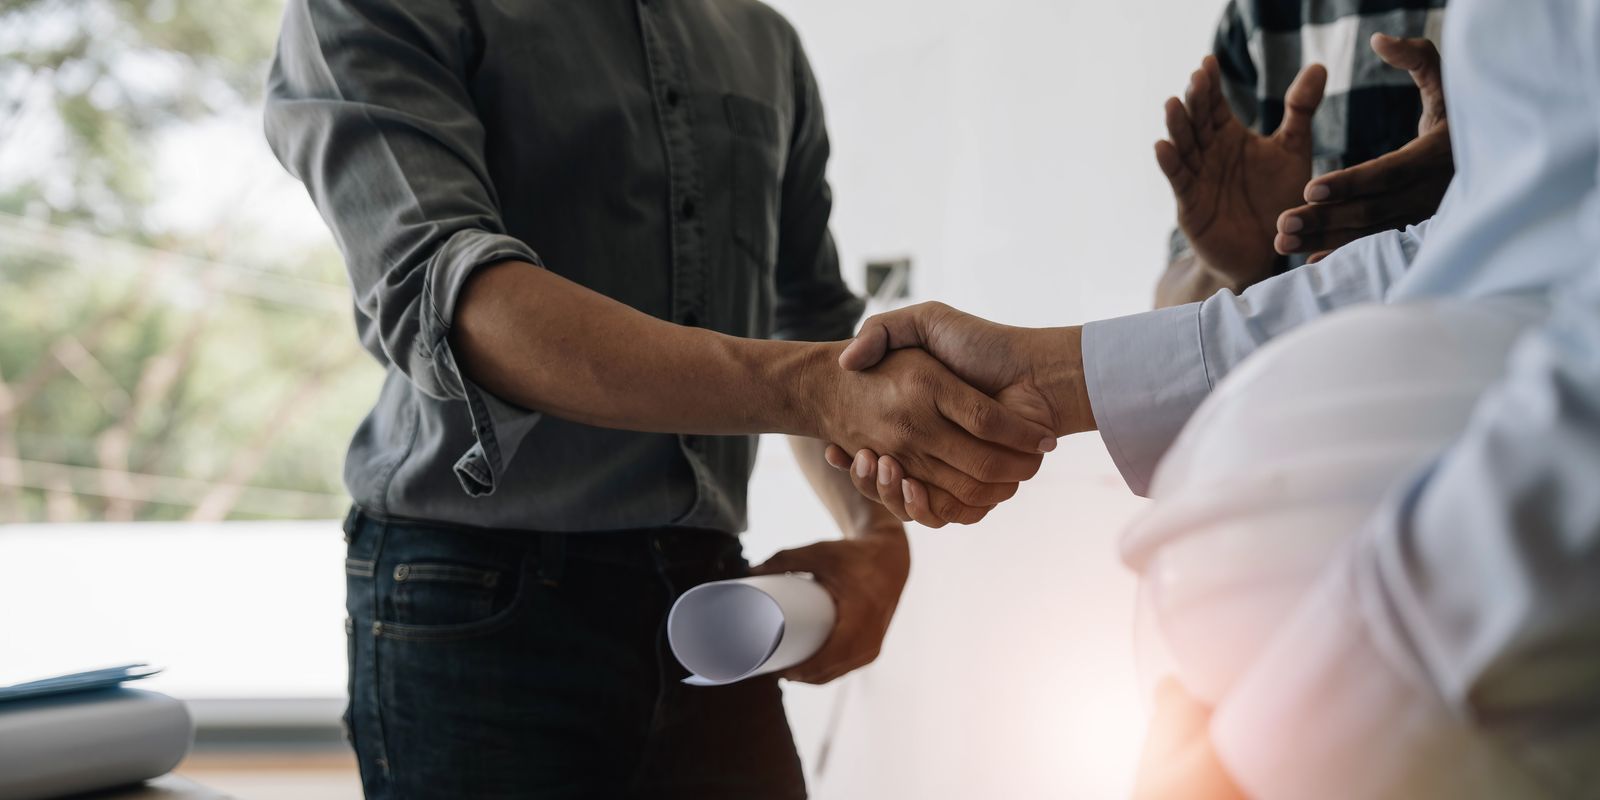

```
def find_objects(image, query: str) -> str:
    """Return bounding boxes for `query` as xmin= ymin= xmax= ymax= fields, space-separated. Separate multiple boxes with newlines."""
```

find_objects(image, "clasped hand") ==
xmin=809 ymin=340 xmax=1055 ymax=526
xmin=813 ymin=303 xmax=1087 ymax=527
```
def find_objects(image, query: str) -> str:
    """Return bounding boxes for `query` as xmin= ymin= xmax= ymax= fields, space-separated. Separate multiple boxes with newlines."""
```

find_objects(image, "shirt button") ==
xmin=680 ymin=199 xmax=696 ymax=220
xmin=665 ymin=89 xmax=680 ymax=108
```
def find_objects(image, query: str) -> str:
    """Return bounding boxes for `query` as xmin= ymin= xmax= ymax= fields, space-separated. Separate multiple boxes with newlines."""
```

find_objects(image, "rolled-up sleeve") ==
xmin=1084 ymin=223 xmax=1428 ymax=495
xmin=770 ymin=34 xmax=865 ymax=343
xmin=264 ymin=0 xmax=541 ymax=497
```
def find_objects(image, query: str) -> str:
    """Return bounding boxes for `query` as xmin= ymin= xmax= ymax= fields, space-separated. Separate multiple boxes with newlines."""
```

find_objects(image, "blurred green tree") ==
xmin=0 ymin=0 xmax=382 ymax=522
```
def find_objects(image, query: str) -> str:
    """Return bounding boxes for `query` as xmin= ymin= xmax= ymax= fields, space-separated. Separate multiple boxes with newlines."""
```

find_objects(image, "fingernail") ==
xmin=901 ymin=479 xmax=913 ymax=505
xmin=1306 ymin=184 xmax=1331 ymax=202
xmin=1282 ymin=216 xmax=1304 ymax=234
xmin=1038 ymin=437 xmax=1057 ymax=453
xmin=854 ymin=452 xmax=871 ymax=479
xmin=1281 ymin=234 xmax=1301 ymax=251
xmin=877 ymin=456 xmax=894 ymax=486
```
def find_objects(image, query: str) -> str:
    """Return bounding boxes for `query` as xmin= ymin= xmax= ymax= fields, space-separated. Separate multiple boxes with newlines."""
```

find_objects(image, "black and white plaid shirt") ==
xmin=1171 ymin=0 xmax=1450 ymax=266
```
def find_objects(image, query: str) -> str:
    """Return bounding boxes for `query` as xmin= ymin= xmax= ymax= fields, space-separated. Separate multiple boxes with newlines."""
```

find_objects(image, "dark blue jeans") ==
xmin=342 ymin=509 xmax=807 ymax=799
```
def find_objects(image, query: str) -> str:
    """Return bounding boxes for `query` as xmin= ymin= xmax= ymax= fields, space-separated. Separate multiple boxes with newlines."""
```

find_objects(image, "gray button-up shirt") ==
xmin=265 ymin=0 xmax=864 ymax=533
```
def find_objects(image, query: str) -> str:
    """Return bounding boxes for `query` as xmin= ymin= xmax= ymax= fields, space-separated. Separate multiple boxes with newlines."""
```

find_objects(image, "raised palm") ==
xmin=1156 ymin=56 xmax=1327 ymax=283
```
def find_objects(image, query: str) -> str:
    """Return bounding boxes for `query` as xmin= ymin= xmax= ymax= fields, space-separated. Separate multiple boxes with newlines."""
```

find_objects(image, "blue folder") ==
xmin=0 ymin=664 xmax=162 ymax=704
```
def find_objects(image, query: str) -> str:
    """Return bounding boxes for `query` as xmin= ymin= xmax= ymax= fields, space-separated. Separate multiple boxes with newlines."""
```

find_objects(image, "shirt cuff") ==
xmin=422 ymin=228 xmax=546 ymax=498
xmin=451 ymin=379 xmax=544 ymax=497
xmin=1210 ymin=544 xmax=1547 ymax=800
xmin=1082 ymin=303 xmax=1213 ymax=496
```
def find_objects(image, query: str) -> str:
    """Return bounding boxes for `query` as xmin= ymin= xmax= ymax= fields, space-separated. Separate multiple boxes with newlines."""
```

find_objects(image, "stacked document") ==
xmin=0 ymin=665 xmax=192 ymax=800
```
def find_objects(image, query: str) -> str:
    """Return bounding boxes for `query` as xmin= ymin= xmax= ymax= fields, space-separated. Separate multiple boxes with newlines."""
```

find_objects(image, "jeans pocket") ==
xmin=376 ymin=555 xmax=528 ymax=642
xmin=391 ymin=562 xmax=504 ymax=626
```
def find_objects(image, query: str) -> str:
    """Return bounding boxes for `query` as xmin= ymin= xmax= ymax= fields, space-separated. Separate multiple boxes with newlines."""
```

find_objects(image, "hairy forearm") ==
xmin=789 ymin=436 xmax=905 ymax=539
xmin=453 ymin=260 xmax=831 ymax=437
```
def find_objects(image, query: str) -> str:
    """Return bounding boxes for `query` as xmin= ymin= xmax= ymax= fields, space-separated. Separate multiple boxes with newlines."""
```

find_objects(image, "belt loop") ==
xmin=341 ymin=506 xmax=362 ymax=544
xmin=537 ymin=532 xmax=566 ymax=587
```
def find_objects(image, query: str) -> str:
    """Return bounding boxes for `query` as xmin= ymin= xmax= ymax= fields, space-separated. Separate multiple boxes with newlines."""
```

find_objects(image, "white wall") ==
xmin=740 ymin=1 xmax=1231 ymax=796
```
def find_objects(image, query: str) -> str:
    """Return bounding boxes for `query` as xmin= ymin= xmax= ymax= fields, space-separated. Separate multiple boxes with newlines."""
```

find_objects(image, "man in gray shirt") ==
xmin=265 ymin=0 xmax=1054 ymax=796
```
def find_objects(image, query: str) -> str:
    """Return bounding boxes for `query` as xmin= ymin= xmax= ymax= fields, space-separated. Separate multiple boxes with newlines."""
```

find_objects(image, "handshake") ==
xmin=802 ymin=302 xmax=1092 ymax=528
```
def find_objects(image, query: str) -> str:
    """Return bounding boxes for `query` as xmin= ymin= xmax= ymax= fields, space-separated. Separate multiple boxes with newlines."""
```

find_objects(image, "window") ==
xmin=0 ymin=0 xmax=378 ymax=715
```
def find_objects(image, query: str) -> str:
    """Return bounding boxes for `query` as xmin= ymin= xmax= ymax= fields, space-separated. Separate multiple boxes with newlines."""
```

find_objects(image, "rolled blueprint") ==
xmin=0 ymin=688 xmax=193 ymax=800
xmin=668 ymin=574 xmax=836 ymax=686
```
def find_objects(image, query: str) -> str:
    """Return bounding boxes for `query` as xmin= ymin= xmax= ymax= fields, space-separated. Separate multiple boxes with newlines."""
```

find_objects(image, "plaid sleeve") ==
xmin=1214 ymin=0 xmax=1260 ymax=130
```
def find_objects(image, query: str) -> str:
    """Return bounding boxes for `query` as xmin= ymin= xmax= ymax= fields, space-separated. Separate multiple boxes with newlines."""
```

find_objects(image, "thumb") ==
xmin=1371 ymin=32 xmax=1439 ymax=75
xmin=838 ymin=302 xmax=949 ymax=371
xmin=1274 ymin=62 xmax=1327 ymax=151
xmin=750 ymin=542 xmax=831 ymax=577
xmin=1371 ymin=34 xmax=1445 ymax=130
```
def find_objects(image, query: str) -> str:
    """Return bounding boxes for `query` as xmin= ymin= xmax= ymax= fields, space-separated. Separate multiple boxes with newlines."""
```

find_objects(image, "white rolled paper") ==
xmin=667 ymin=574 xmax=837 ymax=686
xmin=0 ymin=688 xmax=193 ymax=800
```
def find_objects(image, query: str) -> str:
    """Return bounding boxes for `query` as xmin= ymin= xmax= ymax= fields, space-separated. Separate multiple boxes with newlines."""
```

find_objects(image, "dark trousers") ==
xmin=342 ymin=509 xmax=807 ymax=799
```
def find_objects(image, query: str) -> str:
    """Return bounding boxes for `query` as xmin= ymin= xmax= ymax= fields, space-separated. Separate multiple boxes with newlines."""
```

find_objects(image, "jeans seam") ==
xmin=369 ymin=521 xmax=394 ymax=788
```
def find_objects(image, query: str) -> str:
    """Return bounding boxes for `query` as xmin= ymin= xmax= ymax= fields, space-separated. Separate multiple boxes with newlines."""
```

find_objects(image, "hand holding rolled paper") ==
xmin=667 ymin=575 xmax=837 ymax=686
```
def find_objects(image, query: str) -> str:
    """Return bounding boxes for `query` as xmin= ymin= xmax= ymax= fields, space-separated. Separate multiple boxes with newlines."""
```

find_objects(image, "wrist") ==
xmin=848 ymin=512 xmax=908 ymax=542
xmin=1024 ymin=325 xmax=1095 ymax=437
xmin=767 ymin=339 xmax=844 ymax=439
xmin=1191 ymin=252 xmax=1274 ymax=295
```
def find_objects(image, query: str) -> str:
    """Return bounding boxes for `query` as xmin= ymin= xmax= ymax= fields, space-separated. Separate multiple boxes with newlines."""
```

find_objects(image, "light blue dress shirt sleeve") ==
xmin=1082 ymin=222 xmax=1429 ymax=495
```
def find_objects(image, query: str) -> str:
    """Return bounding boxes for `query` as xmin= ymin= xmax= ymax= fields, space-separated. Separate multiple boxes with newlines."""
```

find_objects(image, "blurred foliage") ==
xmin=0 ymin=0 xmax=383 ymax=522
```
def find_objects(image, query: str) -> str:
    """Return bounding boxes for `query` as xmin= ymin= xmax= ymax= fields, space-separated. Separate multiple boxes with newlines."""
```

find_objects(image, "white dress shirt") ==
xmin=1080 ymin=0 xmax=1600 ymax=795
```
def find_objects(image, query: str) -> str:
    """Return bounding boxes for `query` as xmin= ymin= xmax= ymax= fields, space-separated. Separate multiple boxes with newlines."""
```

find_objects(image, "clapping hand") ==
xmin=1276 ymin=34 xmax=1453 ymax=262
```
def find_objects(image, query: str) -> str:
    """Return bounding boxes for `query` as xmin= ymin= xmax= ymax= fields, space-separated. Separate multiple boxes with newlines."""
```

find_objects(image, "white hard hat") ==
xmin=1124 ymin=296 xmax=1546 ymax=705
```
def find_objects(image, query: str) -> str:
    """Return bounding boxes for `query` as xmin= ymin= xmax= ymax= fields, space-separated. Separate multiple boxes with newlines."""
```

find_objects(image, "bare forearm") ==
xmin=789 ymin=436 xmax=905 ymax=539
xmin=453 ymin=260 xmax=828 ymax=437
xmin=1155 ymin=252 xmax=1238 ymax=308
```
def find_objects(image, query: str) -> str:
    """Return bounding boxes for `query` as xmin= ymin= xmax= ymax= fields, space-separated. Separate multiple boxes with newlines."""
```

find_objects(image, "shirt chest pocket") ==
xmin=724 ymin=94 xmax=786 ymax=268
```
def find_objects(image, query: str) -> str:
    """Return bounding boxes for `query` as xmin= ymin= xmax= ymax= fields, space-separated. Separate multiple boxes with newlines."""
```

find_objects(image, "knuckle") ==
xmin=989 ymin=482 xmax=1020 ymax=504
xmin=965 ymin=398 xmax=997 ymax=436
xmin=958 ymin=505 xmax=992 ymax=525
xmin=933 ymin=493 xmax=966 ymax=522
xmin=965 ymin=449 xmax=999 ymax=483
xmin=890 ymin=415 xmax=919 ymax=445
xmin=951 ymin=474 xmax=988 ymax=506
xmin=911 ymin=366 xmax=942 ymax=393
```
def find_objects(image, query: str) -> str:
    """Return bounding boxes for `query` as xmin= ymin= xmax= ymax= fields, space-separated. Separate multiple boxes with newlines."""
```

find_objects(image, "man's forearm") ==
xmin=453 ymin=260 xmax=830 ymax=438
